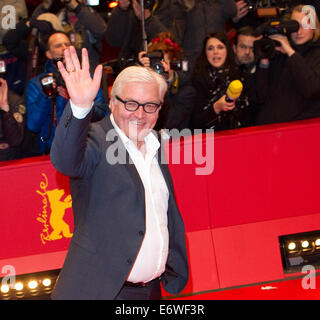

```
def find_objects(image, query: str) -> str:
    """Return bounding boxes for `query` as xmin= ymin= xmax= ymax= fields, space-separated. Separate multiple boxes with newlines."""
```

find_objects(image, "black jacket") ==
xmin=190 ymin=65 xmax=250 ymax=131
xmin=0 ymin=90 xmax=26 ymax=161
xmin=254 ymin=39 xmax=320 ymax=125
xmin=50 ymin=105 xmax=189 ymax=299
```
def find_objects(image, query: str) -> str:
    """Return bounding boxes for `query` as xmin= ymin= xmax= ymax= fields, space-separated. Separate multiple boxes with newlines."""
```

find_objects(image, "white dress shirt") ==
xmin=70 ymin=102 xmax=169 ymax=283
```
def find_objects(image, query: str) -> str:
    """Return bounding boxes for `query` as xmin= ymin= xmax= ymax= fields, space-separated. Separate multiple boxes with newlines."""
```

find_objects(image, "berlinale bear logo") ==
xmin=36 ymin=173 xmax=73 ymax=244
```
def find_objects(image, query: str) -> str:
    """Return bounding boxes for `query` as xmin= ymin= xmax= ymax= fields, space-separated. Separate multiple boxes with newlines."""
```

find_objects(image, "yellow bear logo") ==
xmin=46 ymin=189 xmax=73 ymax=240
xmin=36 ymin=173 xmax=73 ymax=244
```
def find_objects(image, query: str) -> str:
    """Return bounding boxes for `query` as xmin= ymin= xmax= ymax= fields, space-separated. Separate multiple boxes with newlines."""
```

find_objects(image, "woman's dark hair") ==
xmin=193 ymin=32 xmax=237 ymax=82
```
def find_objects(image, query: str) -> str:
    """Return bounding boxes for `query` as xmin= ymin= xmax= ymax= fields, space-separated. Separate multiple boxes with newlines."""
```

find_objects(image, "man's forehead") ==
xmin=48 ymin=33 xmax=70 ymax=46
xmin=238 ymin=34 xmax=258 ymax=44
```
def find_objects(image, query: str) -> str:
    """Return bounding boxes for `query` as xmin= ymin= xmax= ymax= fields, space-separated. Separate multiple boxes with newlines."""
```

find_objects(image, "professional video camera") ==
xmin=248 ymin=0 xmax=300 ymax=59
xmin=40 ymin=57 xmax=66 ymax=97
xmin=253 ymin=19 xmax=299 ymax=59
xmin=243 ymin=0 xmax=291 ymax=17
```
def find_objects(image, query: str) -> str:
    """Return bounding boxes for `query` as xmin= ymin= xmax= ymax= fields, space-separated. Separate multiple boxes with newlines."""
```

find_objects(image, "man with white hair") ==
xmin=50 ymin=46 xmax=189 ymax=300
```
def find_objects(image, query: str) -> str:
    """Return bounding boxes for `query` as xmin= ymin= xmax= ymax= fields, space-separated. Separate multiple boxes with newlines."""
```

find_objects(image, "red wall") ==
xmin=1 ymin=118 xmax=320 ymax=297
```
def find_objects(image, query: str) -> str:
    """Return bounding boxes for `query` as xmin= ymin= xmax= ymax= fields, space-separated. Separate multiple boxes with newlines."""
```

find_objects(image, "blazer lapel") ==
xmin=101 ymin=116 xmax=145 ymax=202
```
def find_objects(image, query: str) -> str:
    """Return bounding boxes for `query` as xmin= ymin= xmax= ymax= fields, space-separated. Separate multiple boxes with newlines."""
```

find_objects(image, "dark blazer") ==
xmin=50 ymin=103 xmax=189 ymax=300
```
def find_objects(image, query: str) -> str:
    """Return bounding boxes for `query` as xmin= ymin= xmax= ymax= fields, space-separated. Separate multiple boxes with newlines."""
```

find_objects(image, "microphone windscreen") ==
xmin=226 ymin=80 xmax=243 ymax=100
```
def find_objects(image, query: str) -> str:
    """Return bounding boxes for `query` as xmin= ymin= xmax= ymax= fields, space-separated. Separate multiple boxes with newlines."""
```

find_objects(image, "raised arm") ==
xmin=51 ymin=46 xmax=103 ymax=178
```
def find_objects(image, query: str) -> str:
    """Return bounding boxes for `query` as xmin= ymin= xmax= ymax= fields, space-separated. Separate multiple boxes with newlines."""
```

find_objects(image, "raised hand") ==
xmin=57 ymin=46 xmax=102 ymax=109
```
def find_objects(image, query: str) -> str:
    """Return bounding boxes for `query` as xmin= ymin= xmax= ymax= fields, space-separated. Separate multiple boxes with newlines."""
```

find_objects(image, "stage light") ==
xmin=28 ymin=280 xmax=38 ymax=290
xmin=0 ymin=269 xmax=60 ymax=300
xmin=279 ymin=230 xmax=320 ymax=273
xmin=42 ymin=278 xmax=51 ymax=287
xmin=14 ymin=282 xmax=23 ymax=291
xmin=288 ymin=242 xmax=296 ymax=251
xmin=301 ymin=240 xmax=310 ymax=249
xmin=0 ymin=284 xmax=9 ymax=294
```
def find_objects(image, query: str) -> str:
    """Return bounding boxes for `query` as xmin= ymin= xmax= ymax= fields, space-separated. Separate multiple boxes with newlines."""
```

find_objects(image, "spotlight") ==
xmin=301 ymin=240 xmax=310 ymax=249
xmin=0 ymin=269 xmax=60 ymax=300
xmin=0 ymin=284 xmax=10 ymax=294
xmin=288 ymin=242 xmax=297 ymax=251
xmin=42 ymin=278 xmax=51 ymax=287
xmin=14 ymin=282 xmax=23 ymax=291
xmin=279 ymin=230 xmax=320 ymax=273
xmin=28 ymin=280 xmax=38 ymax=290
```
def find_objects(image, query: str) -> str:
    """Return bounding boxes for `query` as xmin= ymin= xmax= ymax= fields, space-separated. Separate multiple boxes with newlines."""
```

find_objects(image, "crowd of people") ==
xmin=1 ymin=0 xmax=320 ymax=161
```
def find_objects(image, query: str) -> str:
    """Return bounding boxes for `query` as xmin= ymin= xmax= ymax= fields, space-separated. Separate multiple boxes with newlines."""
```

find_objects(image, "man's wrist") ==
xmin=70 ymin=100 xmax=93 ymax=119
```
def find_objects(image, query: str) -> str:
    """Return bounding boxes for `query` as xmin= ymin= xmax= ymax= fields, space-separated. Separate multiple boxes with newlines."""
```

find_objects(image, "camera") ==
xmin=253 ymin=19 xmax=299 ymax=59
xmin=143 ymin=50 xmax=188 ymax=78
xmin=40 ymin=57 xmax=66 ymax=97
xmin=144 ymin=50 xmax=166 ymax=76
xmin=244 ymin=0 xmax=257 ymax=12
xmin=40 ymin=74 xmax=55 ymax=97
xmin=243 ymin=0 xmax=291 ymax=18
xmin=52 ymin=57 xmax=66 ymax=88
xmin=0 ymin=59 xmax=6 ymax=78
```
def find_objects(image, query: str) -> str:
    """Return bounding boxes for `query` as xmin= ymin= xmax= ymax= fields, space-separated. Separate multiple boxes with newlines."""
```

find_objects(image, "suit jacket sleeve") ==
xmin=50 ymin=103 xmax=101 ymax=179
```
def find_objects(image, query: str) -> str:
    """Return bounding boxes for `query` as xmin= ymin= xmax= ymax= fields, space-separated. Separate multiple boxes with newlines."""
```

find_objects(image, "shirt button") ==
xmin=138 ymin=231 xmax=144 ymax=237
xmin=127 ymin=258 xmax=133 ymax=265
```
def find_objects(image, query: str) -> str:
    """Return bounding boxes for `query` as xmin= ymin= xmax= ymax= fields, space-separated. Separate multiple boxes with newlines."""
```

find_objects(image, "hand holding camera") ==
xmin=40 ymin=57 xmax=68 ymax=98
xmin=138 ymin=50 xmax=176 ymax=82
xmin=268 ymin=34 xmax=295 ymax=57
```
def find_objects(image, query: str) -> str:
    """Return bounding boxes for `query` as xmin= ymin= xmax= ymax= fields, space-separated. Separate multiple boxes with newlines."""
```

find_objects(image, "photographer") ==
xmin=31 ymin=0 xmax=108 ymax=74
xmin=105 ymin=0 xmax=192 ymax=72
xmin=137 ymin=32 xmax=196 ymax=130
xmin=0 ymin=78 xmax=26 ymax=161
xmin=254 ymin=4 xmax=320 ymax=125
xmin=26 ymin=31 xmax=107 ymax=154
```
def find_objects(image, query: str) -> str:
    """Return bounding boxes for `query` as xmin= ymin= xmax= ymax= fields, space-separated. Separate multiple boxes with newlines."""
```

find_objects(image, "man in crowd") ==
xmin=26 ymin=31 xmax=107 ymax=154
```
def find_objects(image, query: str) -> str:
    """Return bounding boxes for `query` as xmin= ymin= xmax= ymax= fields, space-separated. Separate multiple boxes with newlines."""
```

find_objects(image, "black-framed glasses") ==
xmin=115 ymin=95 xmax=162 ymax=114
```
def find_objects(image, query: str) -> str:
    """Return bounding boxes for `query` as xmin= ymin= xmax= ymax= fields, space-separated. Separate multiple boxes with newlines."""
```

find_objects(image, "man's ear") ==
xmin=109 ymin=97 xmax=115 ymax=113
xmin=45 ymin=50 xmax=52 ymax=60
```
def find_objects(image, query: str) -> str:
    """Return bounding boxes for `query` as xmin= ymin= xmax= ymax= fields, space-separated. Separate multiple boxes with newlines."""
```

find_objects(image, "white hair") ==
xmin=110 ymin=65 xmax=168 ymax=101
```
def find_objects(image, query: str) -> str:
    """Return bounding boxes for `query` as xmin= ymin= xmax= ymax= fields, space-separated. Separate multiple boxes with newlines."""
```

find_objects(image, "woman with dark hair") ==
xmin=190 ymin=32 xmax=249 ymax=131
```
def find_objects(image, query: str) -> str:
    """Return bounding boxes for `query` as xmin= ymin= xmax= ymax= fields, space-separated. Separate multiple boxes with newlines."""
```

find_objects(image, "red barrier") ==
xmin=1 ymin=118 xmax=320 ymax=298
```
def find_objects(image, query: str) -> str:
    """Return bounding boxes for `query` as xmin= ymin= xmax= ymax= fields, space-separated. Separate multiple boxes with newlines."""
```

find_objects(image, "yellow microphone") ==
xmin=225 ymin=80 xmax=243 ymax=103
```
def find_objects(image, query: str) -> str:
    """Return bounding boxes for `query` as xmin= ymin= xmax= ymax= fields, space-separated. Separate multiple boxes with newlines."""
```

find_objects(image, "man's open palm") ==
xmin=57 ymin=46 xmax=102 ymax=109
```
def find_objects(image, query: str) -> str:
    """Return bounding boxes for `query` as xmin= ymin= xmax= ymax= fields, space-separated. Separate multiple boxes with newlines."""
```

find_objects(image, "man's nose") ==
xmin=135 ymin=105 xmax=145 ymax=118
